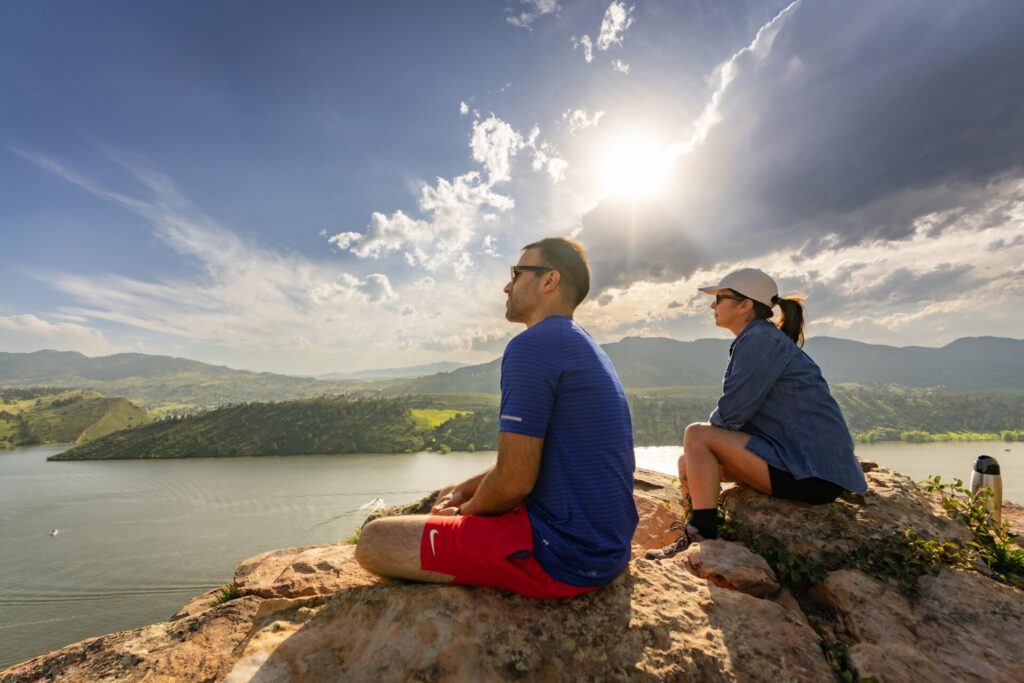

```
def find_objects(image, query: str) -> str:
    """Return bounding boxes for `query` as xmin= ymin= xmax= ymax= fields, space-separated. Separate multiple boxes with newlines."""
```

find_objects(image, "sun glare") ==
xmin=599 ymin=137 xmax=672 ymax=200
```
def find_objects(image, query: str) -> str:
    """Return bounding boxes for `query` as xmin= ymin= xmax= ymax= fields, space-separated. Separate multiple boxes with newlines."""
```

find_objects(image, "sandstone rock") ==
xmin=0 ymin=597 xmax=261 ymax=683
xmin=8 ymin=465 xmax=1022 ymax=683
xmin=811 ymin=567 xmax=1024 ymax=682
xmin=632 ymin=493 xmax=684 ymax=557
xmin=771 ymin=587 xmax=809 ymax=626
xmin=224 ymin=557 xmax=832 ymax=682
xmin=682 ymin=539 xmax=780 ymax=597
xmin=171 ymin=587 xmax=222 ymax=621
xmin=1003 ymin=501 xmax=1024 ymax=549
xmin=232 ymin=542 xmax=380 ymax=599
xmin=722 ymin=465 xmax=972 ymax=558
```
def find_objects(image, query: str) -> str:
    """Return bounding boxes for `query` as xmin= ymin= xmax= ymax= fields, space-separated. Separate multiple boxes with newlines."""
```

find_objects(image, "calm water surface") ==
xmin=1 ymin=441 xmax=1020 ymax=669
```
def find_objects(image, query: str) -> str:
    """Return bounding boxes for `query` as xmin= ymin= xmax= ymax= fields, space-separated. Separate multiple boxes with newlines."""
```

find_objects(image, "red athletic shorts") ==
xmin=419 ymin=505 xmax=596 ymax=600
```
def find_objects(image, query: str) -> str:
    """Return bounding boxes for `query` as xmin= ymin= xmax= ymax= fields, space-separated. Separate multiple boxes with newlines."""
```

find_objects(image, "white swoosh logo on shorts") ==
xmin=429 ymin=529 xmax=440 ymax=556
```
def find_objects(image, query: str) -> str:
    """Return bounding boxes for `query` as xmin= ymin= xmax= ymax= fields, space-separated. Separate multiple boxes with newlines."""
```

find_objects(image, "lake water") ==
xmin=1 ymin=441 xmax=1021 ymax=670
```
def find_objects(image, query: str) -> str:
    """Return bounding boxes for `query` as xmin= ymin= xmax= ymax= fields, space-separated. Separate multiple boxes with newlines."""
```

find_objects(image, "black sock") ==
xmin=687 ymin=508 xmax=718 ymax=540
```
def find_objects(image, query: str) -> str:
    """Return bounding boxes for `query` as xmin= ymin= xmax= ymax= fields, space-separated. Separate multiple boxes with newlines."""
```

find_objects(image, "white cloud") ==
xmin=311 ymin=273 xmax=396 ymax=304
xmin=470 ymin=115 xmax=524 ymax=183
xmin=459 ymin=101 xmax=470 ymax=116
xmin=506 ymin=0 xmax=559 ymax=29
xmin=579 ymin=180 xmax=1024 ymax=346
xmin=524 ymin=125 xmax=568 ymax=183
xmin=0 ymin=314 xmax=115 ymax=355
xmin=330 ymin=171 xmax=513 ymax=277
xmin=596 ymin=2 xmax=635 ymax=50
xmin=573 ymin=35 xmax=594 ymax=63
xmin=612 ymin=59 xmax=630 ymax=74
xmin=482 ymin=235 xmax=501 ymax=257
xmin=562 ymin=108 xmax=605 ymax=133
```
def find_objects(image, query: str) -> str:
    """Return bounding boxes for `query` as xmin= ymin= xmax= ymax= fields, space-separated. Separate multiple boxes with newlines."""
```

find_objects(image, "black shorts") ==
xmin=768 ymin=465 xmax=843 ymax=505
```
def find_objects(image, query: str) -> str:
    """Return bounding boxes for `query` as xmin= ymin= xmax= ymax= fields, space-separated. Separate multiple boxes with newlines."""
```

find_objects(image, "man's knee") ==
xmin=354 ymin=518 xmax=389 ymax=572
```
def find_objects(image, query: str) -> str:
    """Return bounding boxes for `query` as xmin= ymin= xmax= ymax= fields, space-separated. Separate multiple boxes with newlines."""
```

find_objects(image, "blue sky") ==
xmin=2 ymin=0 xmax=1023 ymax=374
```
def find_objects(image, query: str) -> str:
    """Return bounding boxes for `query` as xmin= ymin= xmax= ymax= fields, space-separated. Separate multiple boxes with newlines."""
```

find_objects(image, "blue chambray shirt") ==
xmin=709 ymin=320 xmax=868 ymax=493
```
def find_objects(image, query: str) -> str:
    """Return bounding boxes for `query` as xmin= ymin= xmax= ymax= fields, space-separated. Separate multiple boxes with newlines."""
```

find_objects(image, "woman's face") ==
xmin=711 ymin=289 xmax=752 ymax=332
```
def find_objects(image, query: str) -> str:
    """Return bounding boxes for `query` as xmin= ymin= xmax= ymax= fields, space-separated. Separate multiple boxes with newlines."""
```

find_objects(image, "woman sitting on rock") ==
xmin=647 ymin=268 xmax=867 ymax=560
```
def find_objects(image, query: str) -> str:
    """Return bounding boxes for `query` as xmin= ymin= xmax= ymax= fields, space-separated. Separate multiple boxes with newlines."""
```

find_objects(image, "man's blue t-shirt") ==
xmin=498 ymin=315 xmax=638 ymax=587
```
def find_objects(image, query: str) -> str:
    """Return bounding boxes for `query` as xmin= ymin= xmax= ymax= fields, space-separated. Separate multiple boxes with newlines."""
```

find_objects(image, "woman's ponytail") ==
xmin=772 ymin=295 xmax=806 ymax=347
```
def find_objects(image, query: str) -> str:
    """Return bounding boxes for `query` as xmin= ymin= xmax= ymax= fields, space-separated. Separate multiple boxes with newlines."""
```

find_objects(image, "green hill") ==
xmin=374 ymin=336 xmax=1024 ymax=397
xmin=0 ymin=389 xmax=150 ymax=447
xmin=0 ymin=350 xmax=352 ymax=412
xmin=46 ymin=385 xmax=1024 ymax=460
xmin=51 ymin=396 xmax=426 ymax=460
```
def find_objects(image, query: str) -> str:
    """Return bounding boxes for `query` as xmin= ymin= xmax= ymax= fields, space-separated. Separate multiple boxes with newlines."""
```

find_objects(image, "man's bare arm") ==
xmin=431 ymin=466 xmax=493 ymax=512
xmin=458 ymin=432 xmax=543 ymax=516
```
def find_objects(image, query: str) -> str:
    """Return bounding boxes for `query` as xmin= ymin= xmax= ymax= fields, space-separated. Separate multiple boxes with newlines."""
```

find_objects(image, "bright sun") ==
xmin=599 ymin=137 xmax=672 ymax=200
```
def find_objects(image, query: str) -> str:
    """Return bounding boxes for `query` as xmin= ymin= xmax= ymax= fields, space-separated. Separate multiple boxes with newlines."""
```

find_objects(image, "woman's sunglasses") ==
xmin=714 ymin=293 xmax=747 ymax=304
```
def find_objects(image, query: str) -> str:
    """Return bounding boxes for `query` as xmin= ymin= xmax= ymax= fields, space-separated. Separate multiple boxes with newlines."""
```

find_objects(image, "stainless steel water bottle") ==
xmin=970 ymin=455 xmax=1003 ymax=524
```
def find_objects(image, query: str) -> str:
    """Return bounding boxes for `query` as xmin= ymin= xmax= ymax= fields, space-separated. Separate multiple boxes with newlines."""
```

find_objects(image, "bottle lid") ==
xmin=974 ymin=455 xmax=1001 ymax=475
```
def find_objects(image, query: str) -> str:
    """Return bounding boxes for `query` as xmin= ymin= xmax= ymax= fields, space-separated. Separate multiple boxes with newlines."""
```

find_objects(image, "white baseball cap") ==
xmin=698 ymin=268 xmax=778 ymax=308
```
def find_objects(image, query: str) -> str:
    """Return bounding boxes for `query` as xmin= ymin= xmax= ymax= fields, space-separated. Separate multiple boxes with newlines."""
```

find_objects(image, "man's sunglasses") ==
xmin=714 ymin=293 xmax=747 ymax=304
xmin=510 ymin=265 xmax=554 ymax=282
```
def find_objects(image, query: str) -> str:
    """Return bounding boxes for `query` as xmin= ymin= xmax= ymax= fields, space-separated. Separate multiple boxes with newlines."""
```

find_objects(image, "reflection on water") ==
xmin=0 ymin=440 xmax=1019 ymax=669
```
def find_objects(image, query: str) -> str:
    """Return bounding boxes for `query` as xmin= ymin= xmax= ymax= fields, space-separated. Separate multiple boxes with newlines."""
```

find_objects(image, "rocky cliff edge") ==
xmin=3 ymin=466 xmax=1023 ymax=682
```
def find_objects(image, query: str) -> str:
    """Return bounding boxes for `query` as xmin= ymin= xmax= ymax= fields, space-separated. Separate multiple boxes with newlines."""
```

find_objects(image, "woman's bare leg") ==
xmin=683 ymin=422 xmax=771 ymax=510
xmin=677 ymin=454 xmax=729 ymax=512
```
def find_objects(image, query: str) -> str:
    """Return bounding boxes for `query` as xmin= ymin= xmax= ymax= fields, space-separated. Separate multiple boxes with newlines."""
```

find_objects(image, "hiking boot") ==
xmin=644 ymin=523 xmax=704 ymax=560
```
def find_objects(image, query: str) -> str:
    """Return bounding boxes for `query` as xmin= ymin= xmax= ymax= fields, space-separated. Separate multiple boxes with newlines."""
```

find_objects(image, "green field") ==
xmin=410 ymin=409 xmax=469 ymax=430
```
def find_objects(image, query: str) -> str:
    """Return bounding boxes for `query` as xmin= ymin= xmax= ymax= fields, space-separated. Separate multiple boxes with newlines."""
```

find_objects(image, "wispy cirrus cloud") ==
xmin=506 ymin=0 xmax=559 ymax=29
xmin=0 ymin=313 xmax=116 ymax=355
xmin=13 ymin=150 xmax=507 ymax=371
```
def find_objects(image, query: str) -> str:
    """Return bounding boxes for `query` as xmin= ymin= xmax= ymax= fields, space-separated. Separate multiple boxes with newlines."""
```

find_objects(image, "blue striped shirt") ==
xmin=710 ymin=320 xmax=868 ymax=493
xmin=499 ymin=316 xmax=638 ymax=587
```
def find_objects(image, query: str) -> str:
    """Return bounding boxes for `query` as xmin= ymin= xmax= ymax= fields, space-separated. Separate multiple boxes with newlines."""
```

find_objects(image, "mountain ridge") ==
xmin=3 ymin=335 xmax=1023 ymax=409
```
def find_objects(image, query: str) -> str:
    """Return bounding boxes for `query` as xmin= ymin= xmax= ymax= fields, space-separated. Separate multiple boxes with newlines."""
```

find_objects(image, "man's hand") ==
xmin=431 ymin=468 xmax=492 ymax=514
xmin=460 ymin=432 xmax=543 ymax=516
xmin=431 ymin=488 xmax=464 ymax=514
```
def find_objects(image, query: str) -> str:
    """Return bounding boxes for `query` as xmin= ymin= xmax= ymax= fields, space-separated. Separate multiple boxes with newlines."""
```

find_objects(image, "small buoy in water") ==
xmin=50 ymin=529 xmax=58 ymax=536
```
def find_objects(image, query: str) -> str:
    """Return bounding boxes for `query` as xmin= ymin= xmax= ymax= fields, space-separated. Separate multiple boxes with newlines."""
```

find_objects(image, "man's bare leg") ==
xmin=355 ymin=515 xmax=454 ymax=583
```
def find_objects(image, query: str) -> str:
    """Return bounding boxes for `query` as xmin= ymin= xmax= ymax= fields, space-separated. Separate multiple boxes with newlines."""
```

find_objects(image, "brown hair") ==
xmin=522 ymin=237 xmax=591 ymax=307
xmin=750 ymin=295 xmax=806 ymax=347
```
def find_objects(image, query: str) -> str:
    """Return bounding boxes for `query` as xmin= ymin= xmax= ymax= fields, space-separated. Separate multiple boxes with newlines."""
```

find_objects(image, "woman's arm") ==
xmin=710 ymin=331 xmax=789 ymax=429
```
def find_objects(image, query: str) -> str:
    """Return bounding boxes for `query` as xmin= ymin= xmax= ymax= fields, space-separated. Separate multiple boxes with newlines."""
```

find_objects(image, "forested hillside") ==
xmin=48 ymin=386 xmax=1024 ymax=460
xmin=52 ymin=397 xmax=426 ymax=460
xmin=0 ymin=389 xmax=150 ymax=447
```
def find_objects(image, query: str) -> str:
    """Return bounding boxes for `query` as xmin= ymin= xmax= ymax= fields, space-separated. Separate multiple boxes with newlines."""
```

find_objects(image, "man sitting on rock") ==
xmin=356 ymin=237 xmax=638 ymax=598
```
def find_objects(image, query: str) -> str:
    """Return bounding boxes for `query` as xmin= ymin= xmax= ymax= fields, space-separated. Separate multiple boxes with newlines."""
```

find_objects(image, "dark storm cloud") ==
xmin=791 ymin=262 xmax=979 ymax=319
xmin=582 ymin=0 xmax=1024 ymax=292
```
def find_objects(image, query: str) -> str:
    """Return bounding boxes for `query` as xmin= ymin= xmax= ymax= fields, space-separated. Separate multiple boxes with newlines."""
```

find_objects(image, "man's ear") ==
xmin=542 ymin=269 xmax=561 ymax=293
